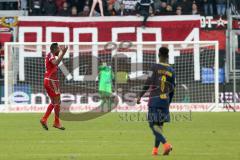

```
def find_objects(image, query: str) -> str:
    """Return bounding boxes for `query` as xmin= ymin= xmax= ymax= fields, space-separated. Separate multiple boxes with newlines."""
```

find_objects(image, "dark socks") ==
xmin=150 ymin=123 xmax=167 ymax=145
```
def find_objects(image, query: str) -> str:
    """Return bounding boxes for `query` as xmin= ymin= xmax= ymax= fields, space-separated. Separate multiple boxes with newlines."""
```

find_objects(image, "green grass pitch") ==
xmin=0 ymin=112 xmax=240 ymax=160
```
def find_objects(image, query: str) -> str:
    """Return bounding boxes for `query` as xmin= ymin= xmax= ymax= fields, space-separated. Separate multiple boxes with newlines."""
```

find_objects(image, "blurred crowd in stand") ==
xmin=0 ymin=0 xmax=228 ymax=17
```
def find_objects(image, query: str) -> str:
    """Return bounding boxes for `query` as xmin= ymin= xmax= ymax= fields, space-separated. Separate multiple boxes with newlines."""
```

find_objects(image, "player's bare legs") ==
xmin=89 ymin=0 xmax=97 ymax=16
xmin=89 ymin=0 xmax=104 ymax=17
xmin=98 ymin=0 xmax=104 ymax=16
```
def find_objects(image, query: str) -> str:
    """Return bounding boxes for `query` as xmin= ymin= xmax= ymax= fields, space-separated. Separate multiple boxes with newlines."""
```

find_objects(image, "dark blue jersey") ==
xmin=139 ymin=62 xmax=175 ymax=109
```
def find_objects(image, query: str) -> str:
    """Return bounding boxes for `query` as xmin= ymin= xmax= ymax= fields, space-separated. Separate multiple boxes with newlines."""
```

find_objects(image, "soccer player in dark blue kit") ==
xmin=137 ymin=47 xmax=175 ymax=156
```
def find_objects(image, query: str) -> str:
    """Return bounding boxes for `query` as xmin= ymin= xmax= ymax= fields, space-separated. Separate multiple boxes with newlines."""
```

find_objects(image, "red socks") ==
xmin=42 ymin=103 xmax=61 ymax=126
xmin=54 ymin=104 xmax=60 ymax=125
xmin=42 ymin=103 xmax=54 ymax=122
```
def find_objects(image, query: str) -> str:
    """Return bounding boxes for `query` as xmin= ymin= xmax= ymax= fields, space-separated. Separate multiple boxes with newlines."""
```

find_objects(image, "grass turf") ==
xmin=0 ymin=112 xmax=240 ymax=160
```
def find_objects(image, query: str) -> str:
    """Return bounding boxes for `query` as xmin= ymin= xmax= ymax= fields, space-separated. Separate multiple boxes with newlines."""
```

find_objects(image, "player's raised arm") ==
xmin=51 ymin=45 xmax=68 ymax=65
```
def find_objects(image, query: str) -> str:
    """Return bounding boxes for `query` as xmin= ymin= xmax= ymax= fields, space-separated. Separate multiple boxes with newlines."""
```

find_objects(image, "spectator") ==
xmin=0 ymin=43 xmax=2 ymax=55
xmin=58 ymin=2 xmax=70 ymax=16
xmin=29 ymin=0 xmax=43 ymax=15
xmin=42 ymin=0 xmax=57 ymax=16
xmin=180 ymin=0 xmax=192 ymax=14
xmin=136 ymin=0 xmax=155 ymax=27
xmin=89 ymin=0 xmax=104 ymax=16
xmin=154 ymin=0 xmax=161 ymax=13
xmin=166 ymin=4 xmax=174 ymax=15
xmin=113 ymin=0 xmax=121 ymax=11
xmin=106 ymin=4 xmax=117 ymax=16
xmin=68 ymin=0 xmax=86 ymax=13
xmin=108 ymin=0 xmax=116 ymax=5
xmin=18 ymin=0 xmax=27 ymax=10
xmin=192 ymin=2 xmax=199 ymax=15
xmin=70 ymin=6 xmax=78 ymax=16
xmin=103 ymin=0 xmax=110 ymax=15
xmin=216 ymin=0 xmax=226 ymax=16
xmin=203 ymin=0 xmax=213 ymax=16
xmin=1 ymin=2 xmax=18 ymax=10
xmin=55 ymin=0 xmax=66 ymax=12
xmin=161 ymin=0 xmax=169 ymax=3
xmin=79 ymin=5 xmax=90 ymax=16
xmin=194 ymin=0 xmax=203 ymax=12
xmin=176 ymin=6 xmax=182 ymax=15
xmin=0 ymin=43 xmax=3 ymax=79
xmin=116 ymin=3 xmax=127 ymax=16
xmin=171 ymin=0 xmax=178 ymax=12
xmin=159 ymin=1 xmax=167 ymax=15
xmin=93 ymin=10 xmax=102 ymax=16
xmin=122 ymin=0 xmax=138 ymax=15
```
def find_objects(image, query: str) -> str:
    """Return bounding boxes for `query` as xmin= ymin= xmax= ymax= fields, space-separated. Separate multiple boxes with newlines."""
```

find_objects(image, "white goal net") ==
xmin=4 ymin=41 xmax=219 ymax=112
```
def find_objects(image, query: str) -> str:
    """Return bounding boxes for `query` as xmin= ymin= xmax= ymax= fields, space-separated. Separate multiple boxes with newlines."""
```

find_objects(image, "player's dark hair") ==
xmin=158 ymin=47 xmax=169 ymax=59
xmin=50 ymin=43 xmax=58 ymax=52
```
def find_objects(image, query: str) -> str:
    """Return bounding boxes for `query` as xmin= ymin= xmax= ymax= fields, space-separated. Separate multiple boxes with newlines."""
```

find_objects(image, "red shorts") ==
xmin=44 ymin=78 xmax=60 ymax=98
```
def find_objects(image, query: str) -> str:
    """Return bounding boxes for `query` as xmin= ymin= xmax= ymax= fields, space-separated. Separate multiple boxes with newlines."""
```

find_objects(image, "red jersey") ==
xmin=44 ymin=52 xmax=58 ymax=80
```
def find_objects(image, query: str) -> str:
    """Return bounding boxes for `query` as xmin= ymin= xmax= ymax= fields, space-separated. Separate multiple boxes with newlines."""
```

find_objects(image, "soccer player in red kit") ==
xmin=40 ymin=43 xmax=68 ymax=130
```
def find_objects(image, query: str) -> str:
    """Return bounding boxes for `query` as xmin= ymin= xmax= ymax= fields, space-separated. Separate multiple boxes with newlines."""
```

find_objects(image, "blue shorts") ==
xmin=148 ymin=107 xmax=170 ymax=124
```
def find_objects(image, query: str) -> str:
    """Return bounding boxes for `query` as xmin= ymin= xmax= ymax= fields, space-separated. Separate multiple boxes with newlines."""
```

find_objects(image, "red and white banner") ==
xmin=17 ymin=16 xmax=226 ymax=50
xmin=18 ymin=16 xmax=201 ymax=43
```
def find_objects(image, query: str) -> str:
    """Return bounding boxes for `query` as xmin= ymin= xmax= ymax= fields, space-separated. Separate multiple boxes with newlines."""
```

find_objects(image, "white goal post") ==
xmin=4 ymin=41 xmax=219 ymax=112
